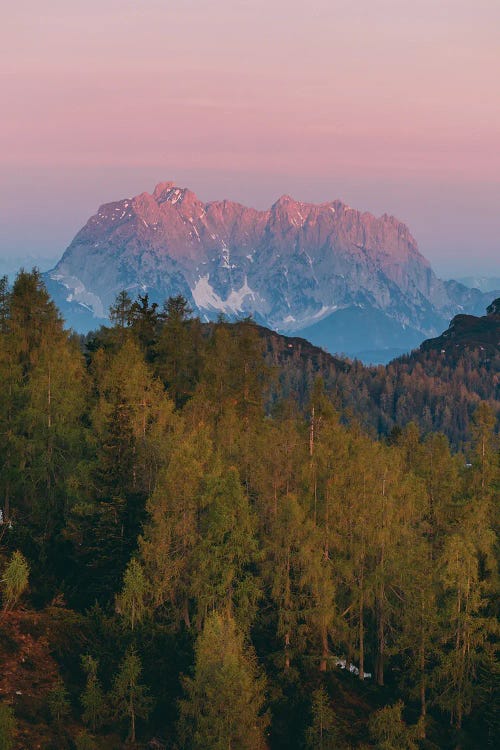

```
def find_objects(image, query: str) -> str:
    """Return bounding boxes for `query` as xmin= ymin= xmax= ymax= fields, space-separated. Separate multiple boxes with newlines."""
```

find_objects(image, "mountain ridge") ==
xmin=46 ymin=182 xmax=497 ymax=361
xmin=421 ymin=296 xmax=500 ymax=355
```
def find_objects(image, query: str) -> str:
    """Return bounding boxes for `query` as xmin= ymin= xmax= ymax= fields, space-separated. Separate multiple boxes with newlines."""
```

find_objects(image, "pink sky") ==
xmin=1 ymin=0 xmax=499 ymax=275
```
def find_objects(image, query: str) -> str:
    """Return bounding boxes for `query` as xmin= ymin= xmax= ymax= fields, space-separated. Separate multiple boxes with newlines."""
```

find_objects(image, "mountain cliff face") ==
xmin=47 ymin=182 xmax=495 ymax=360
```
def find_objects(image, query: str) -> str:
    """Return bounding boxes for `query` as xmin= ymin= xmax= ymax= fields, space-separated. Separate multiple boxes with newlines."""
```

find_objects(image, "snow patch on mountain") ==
xmin=45 ymin=181 xmax=497 ymax=356
xmin=50 ymin=271 xmax=105 ymax=317
xmin=191 ymin=274 xmax=257 ymax=314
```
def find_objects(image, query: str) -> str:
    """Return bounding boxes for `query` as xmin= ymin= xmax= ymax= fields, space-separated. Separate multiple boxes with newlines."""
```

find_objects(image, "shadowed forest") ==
xmin=0 ymin=271 xmax=498 ymax=749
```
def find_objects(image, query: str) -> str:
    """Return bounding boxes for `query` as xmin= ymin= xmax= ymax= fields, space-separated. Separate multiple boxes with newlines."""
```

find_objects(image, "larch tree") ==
xmin=111 ymin=649 xmax=152 ymax=744
xmin=396 ymin=529 xmax=439 ymax=737
xmin=436 ymin=518 xmax=497 ymax=729
xmin=264 ymin=493 xmax=310 ymax=670
xmin=0 ymin=702 xmax=16 ymax=750
xmin=109 ymin=289 xmax=133 ymax=330
xmin=333 ymin=433 xmax=379 ymax=680
xmin=116 ymin=558 xmax=149 ymax=631
xmin=368 ymin=701 xmax=417 ymax=750
xmin=81 ymin=655 xmax=107 ymax=732
xmin=140 ymin=424 xmax=213 ymax=628
xmin=47 ymin=679 xmax=70 ymax=729
xmin=178 ymin=610 xmax=268 ymax=750
xmin=306 ymin=687 xmax=340 ymax=750
xmin=190 ymin=463 xmax=260 ymax=631
xmin=4 ymin=270 xmax=88 ymax=559
xmin=1 ymin=551 xmax=29 ymax=612
xmin=154 ymin=295 xmax=203 ymax=407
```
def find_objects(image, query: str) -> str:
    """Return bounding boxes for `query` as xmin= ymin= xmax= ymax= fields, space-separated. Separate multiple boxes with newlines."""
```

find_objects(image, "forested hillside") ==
xmin=0 ymin=271 xmax=498 ymax=749
xmin=255 ymin=323 xmax=499 ymax=448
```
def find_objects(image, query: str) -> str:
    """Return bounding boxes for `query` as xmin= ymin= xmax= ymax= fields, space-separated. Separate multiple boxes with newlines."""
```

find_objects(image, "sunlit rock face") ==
xmin=47 ymin=182 xmax=495 ymax=360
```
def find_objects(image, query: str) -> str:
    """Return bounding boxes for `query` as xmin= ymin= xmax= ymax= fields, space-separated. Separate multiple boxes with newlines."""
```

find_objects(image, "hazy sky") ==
xmin=1 ymin=0 xmax=499 ymax=276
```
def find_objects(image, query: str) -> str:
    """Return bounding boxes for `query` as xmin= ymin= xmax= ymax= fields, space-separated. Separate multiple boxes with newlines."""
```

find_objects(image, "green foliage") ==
xmin=178 ymin=611 xmax=268 ymax=749
xmin=139 ymin=423 xmax=214 ymax=627
xmin=190 ymin=464 xmax=260 ymax=630
xmin=111 ymin=649 xmax=152 ymax=743
xmin=0 ymin=277 xmax=498 ymax=749
xmin=368 ymin=701 xmax=417 ymax=750
xmin=1 ymin=551 xmax=29 ymax=611
xmin=81 ymin=655 xmax=107 ymax=732
xmin=154 ymin=295 xmax=201 ymax=407
xmin=109 ymin=290 xmax=133 ymax=330
xmin=47 ymin=679 xmax=70 ymax=727
xmin=116 ymin=558 xmax=148 ymax=631
xmin=305 ymin=687 xmax=340 ymax=749
xmin=128 ymin=294 xmax=159 ymax=351
xmin=0 ymin=703 xmax=16 ymax=750
xmin=74 ymin=730 xmax=97 ymax=750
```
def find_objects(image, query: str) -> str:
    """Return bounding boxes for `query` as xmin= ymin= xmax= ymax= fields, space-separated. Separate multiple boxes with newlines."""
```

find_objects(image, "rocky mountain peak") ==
xmin=46 ymin=182 xmax=497 ymax=361
xmin=272 ymin=194 xmax=295 ymax=207
xmin=153 ymin=181 xmax=176 ymax=199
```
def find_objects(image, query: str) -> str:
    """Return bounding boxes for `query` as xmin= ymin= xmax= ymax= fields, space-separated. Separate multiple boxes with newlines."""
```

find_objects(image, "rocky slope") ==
xmin=46 ymin=182 xmax=496 ymax=360
xmin=421 ymin=297 xmax=500 ymax=355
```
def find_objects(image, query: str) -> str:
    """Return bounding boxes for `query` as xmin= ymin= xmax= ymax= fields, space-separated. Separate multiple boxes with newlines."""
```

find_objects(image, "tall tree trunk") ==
xmin=347 ymin=609 xmax=355 ymax=672
xmin=183 ymin=597 xmax=191 ymax=629
xmin=4 ymin=479 xmax=9 ymax=523
xmin=375 ymin=592 xmax=385 ymax=686
xmin=130 ymin=696 xmax=136 ymax=744
xmin=359 ymin=585 xmax=365 ymax=680
xmin=284 ymin=549 xmax=291 ymax=669
xmin=320 ymin=625 xmax=328 ymax=672
xmin=309 ymin=406 xmax=315 ymax=457
xmin=419 ymin=665 xmax=427 ymax=737
xmin=418 ymin=591 xmax=427 ymax=737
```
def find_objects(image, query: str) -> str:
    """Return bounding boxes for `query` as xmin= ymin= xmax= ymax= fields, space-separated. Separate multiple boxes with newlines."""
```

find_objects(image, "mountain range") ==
xmin=45 ymin=182 xmax=497 ymax=362
xmin=455 ymin=276 xmax=500 ymax=293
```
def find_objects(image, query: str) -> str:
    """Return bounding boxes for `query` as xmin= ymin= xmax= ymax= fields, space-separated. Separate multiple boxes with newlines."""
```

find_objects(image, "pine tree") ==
xmin=332 ymin=433 xmax=379 ymax=680
xmin=2 ymin=270 xmax=87 ymax=561
xmin=264 ymin=493 xmax=310 ymax=669
xmin=435 ymin=521 xmax=497 ymax=728
xmin=470 ymin=402 xmax=497 ymax=496
xmin=395 ymin=522 xmax=439 ymax=738
xmin=178 ymin=611 xmax=268 ymax=750
xmin=116 ymin=558 xmax=148 ymax=630
xmin=92 ymin=337 xmax=176 ymax=495
xmin=0 ymin=310 xmax=20 ymax=524
xmin=81 ymin=655 xmax=107 ymax=732
xmin=301 ymin=388 xmax=346 ymax=671
xmin=301 ymin=535 xmax=338 ymax=672
xmin=47 ymin=679 xmax=70 ymax=728
xmin=155 ymin=295 xmax=202 ymax=407
xmin=0 ymin=703 xmax=16 ymax=750
xmin=306 ymin=687 xmax=340 ymax=749
xmin=190 ymin=464 xmax=260 ymax=631
xmin=68 ymin=339 xmax=175 ymax=604
xmin=111 ymin=649 xmax=152 ymax=744
xmin=0 ymin=275 xmax=9 ymax=332
xmin=109 ymin=290 xmax=133 ymax=329
xmin=250 ymin=407 xmax=304 ymax=533
xmin=1 ymin=551 xmax=29 ymax=611
xmin=140 ymin=424 xmax=213 ymax=628
xmin=74 ymin=731 xmax=97 ymax=750
xmin=368 ymin=701 xmax=417 ymax=750
xmin=128 ymin=294 xmax=159 ymax=353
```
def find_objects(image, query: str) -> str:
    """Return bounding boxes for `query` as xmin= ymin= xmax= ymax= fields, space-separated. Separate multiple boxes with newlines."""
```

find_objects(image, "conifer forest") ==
xmin=0 ymin=270 xmax=498 ymax=749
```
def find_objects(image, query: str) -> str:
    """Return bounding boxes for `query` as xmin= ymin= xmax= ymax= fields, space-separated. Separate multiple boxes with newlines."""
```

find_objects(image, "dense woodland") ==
xmin=257 ymin=327 xmax=499 ymax=450
xmin=0 ymin=270 xmax=498 ymax=749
